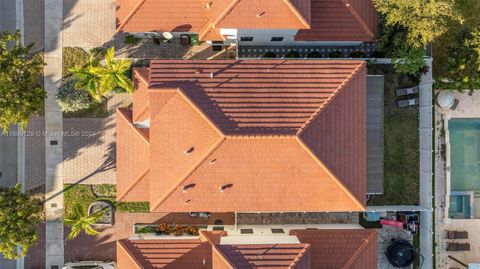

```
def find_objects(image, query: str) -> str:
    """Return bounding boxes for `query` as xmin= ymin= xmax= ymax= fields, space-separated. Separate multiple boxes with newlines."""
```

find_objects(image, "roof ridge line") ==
xmin=176 ymin=88 xmax=225 ymax=136
xmin=296 ymin=61 xmax=366 ymax=136
xmin=288 ymin=243 xmax=311 ymax=268
xmin=282 ymin=0 xmax=311 ymax=28
xmin=212 ymin=244 xmax=237 ymax=269
xmin=117 ymin=240 xmax=143 ymax=269
xmin=341 ymin=230 xmax=377 ymax=269
xmin=341 ymin=0 xmax=375 ymax=38
xmin=149 ymin=88 xmax=226 ymax=211
xmin=295 ymin=136 xmax=365 ymax=211
xmin=199 ymin=0 xmax=240 ymax=40
xmin=116 ymin=0 xmax=146 ymax=32
xmin=150 ymin=136 xmax=226 ymax=212
xmin=133 ymin=106 xmax=149 ymax=123
xmin=117 ymin=108 xmax=150 ymax=145
xmin=133 ymin=68 xmax=149 ymax=86
xmin=117 ymin=168 xmax=149 ymax=201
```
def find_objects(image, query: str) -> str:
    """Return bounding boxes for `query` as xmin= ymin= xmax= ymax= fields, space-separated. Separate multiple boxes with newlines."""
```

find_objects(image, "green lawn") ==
xmin=368 ymin=64 xmax=420 ymax=205
xmin=64 ymin=184 xmax=149 ymax=220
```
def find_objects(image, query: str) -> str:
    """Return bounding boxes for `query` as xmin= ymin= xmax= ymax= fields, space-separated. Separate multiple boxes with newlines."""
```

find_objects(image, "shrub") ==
xmin=392 ymin=46 xmax=427 ymax=76
xmin=349 ymin=51 xmax=366 ymax=58
xmin=263 ymin=51 xmax=277 ymax=58
xmin=328 ymin=51 xmax=343 ymax=58
xmin=186 ymin=225 xmax=199 ymax=235
xmin=89 ymin=47 xmax=107 ymax=60
xmin=63 ymin=47 xmax=89 ymax=76
xmin=124 ymin=34 xmax=140 ymax=45
xmin=159 ymin=223 xmax=170 ymax=234
xmin=307 ymin=51 xmax=322 ymax=58
xmin=56 ymin=78 xmax=91 ymax=113
xmin=173 ymin=224 xmax=184 ymax=236
xmin=285 ymin=50 xmax=301 ymax=58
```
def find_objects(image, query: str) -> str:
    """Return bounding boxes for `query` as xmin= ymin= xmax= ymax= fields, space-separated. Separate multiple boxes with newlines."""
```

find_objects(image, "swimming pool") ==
xmin=449 ymin=118 xmax=480 ymax=192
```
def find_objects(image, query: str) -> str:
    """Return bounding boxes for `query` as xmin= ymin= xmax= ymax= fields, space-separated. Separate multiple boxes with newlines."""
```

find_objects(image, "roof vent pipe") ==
xmin=206 ymin=1 xmax=212 ymax=9
xmin=210 ymin=72 xmax=215 ymax=78
xmin=185 ymin=147 xmax=195 ymax=155
xmin=183 ymin=183 xmax=196 ymax=193
xmin=220 ymin=183 xmax=233 ymax=192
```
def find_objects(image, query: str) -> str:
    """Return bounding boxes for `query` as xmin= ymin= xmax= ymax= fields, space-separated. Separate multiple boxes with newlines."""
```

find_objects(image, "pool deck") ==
xmin=435 ymin=90 xmax=480 ymax=268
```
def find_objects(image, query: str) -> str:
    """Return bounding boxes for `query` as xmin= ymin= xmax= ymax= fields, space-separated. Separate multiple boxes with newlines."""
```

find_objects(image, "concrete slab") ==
xmin=366 ymin=75 xmax=385 ymax=194
xmin=44 ymin=0 xmax=65 ymax=267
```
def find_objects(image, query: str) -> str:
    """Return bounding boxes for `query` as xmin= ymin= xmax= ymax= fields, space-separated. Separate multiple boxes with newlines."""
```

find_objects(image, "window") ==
xmin=271 ymin=37 xmax=284 ymax=42
xmin=212 ymin=226 xmax=224 ymax=231
xmin=241 ymin=228 xmax=254 ymax=234
xmin=240 ymin=37 xmax=254 ymax=42
xmin=271 ymin=228 xmax=285 ymax=234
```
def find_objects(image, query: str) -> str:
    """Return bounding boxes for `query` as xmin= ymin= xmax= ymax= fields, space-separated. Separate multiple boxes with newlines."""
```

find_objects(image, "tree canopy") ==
xmin=0 ymin=185 xmax=42 ymax=259
xmin=69 ymin=47 xmax=133 ymax=102
xmin=65 ymin=203 xmax=104 ymax=240
xmin=0 ymin=31 xmax=45 ymax=131
xmin=374 ymin=0 xmax=461 ymax=48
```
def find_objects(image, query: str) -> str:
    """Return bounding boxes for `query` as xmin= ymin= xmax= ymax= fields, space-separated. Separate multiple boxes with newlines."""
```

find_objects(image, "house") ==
xmin=116 ymin=59 xmax=367 ymax=213
xmin=117 ymin=229 xmax=378 ymax=268
xmin=116 ymin=0 xmax=377 ymax=46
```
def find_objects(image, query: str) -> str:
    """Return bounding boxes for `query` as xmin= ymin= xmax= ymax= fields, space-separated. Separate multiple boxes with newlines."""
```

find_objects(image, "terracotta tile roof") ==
xmin=116 ymin=108 xmax=150 ymax=202
xmin=217 ymin=244 xmax=311 ymax=269
xmin=116 ymin=0 xmax=333 ymax=41
xmin=117 ymin=230 xmax=377 ymax=269
xmin=116 ymin=60 xmax=367 ymax=212
xmin=295 ymin=0 xmax=376 ymax=41
xmin=118 ymin=238 xmax=213 ymax=268
xmin=290 ymin=229 xmax=378 ymax=269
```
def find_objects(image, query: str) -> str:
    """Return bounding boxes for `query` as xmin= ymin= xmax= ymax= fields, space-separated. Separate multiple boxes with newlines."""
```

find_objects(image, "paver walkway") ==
xmin=63 ymin=0 xmax=115 ymax=49
xmin=44 ymin=0 xmax=64 ymax=267
xmin=63 ymin=94 xmax=131 ymax=185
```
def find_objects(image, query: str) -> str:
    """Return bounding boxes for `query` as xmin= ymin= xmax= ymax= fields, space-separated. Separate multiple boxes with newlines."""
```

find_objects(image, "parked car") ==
xmin=62 ymin=261 xmax=117 ymax=269
xmin=188 ymin=212 xmax=211 ymax=218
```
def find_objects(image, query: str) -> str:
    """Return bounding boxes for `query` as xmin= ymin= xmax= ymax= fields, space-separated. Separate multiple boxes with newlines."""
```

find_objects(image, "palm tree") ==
xmin=65 ymin=203 xmax=105 ymax=240
xmin=69 ymin=55 xmax=103 ymax=102
xmin=97 ymin=47 xmax=134 ymax=95
xmin=69 ymin=47 xmax=133 ymax=102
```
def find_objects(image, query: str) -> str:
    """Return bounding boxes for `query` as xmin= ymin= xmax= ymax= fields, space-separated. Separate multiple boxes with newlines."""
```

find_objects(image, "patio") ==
xmin=110 ymin=33 xmax=237 ymax=60
xmin=435 ymin=90 xmax=480 ymax=268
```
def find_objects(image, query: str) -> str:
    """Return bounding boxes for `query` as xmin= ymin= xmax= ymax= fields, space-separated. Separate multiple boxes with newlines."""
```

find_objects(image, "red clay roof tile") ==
xmin=117 ymin=229 xmax=377 ymax=269
xmin=290 ymin=229 xmax=378 ymax=269
xmin=295 ymin=0 xmax=376 ymax=41
xmin=116 ymin=60 xmax=367 ymax=212
xmin=116 ymin=0 xmax=375 ymax=41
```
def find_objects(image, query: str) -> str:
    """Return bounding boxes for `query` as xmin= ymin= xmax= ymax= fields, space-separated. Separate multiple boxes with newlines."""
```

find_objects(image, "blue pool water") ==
xmin=449 ymin=119 xmax=480 ymax=192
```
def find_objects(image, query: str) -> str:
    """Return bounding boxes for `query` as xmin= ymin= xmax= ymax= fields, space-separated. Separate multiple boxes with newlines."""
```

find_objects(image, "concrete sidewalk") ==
xmin=44 ymin=0 xmax=65 ymax=268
